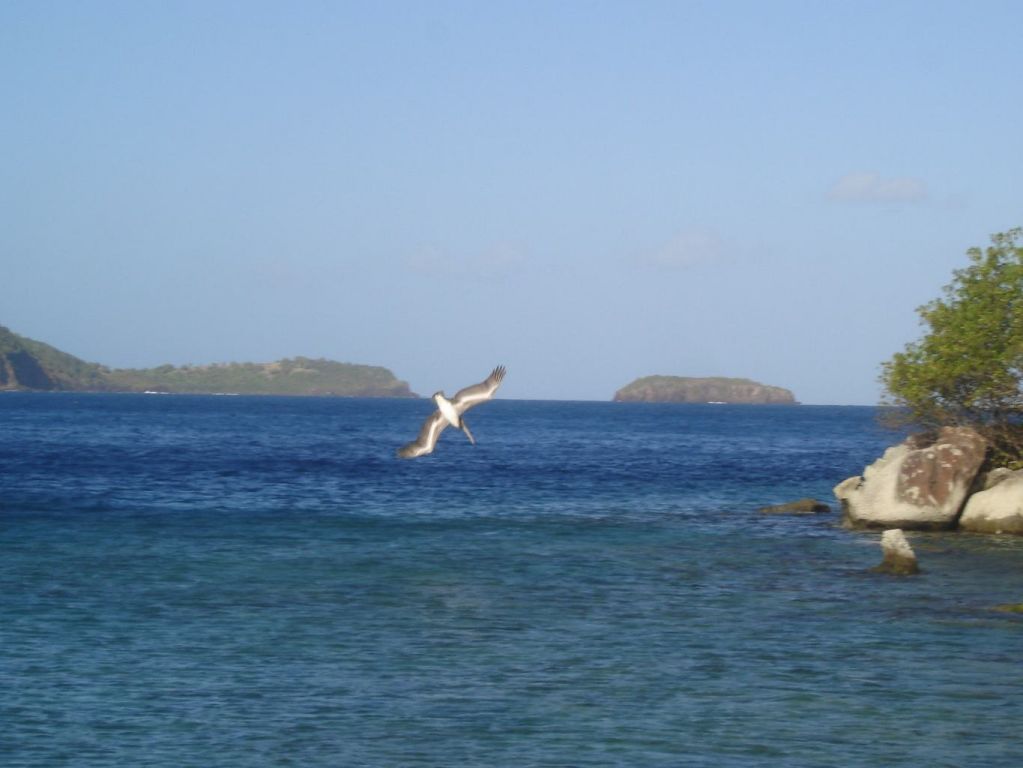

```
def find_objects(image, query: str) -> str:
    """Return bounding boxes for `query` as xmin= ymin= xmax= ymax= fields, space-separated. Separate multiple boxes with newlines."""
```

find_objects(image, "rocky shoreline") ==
xmin=834 ymin=426 xmax=1023 ymax=536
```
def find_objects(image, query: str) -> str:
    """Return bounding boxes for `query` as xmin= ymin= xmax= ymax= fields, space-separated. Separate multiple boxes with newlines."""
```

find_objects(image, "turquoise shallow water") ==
xmin=3 ymin=394 xmax=1023 ymax=766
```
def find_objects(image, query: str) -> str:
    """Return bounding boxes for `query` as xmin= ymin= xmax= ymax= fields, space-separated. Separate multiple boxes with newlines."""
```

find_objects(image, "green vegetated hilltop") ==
xmin=613 ymin=375 xmax=797 ymax=404
xmin=0 ymin=325 xmax=415 ymax=397
xmin=0 ymin=325 xmax=109 ymax=391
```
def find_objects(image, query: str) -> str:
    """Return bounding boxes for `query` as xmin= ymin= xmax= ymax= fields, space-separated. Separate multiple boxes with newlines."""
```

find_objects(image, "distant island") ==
xmin=613 ymin=376 xmax=797 ymax=404
xmin=0 ymin=324 xmax=415 ymax=397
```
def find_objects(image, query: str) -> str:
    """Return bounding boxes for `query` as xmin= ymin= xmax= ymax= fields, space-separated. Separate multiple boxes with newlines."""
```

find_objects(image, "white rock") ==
xmin=874 ymin=529 xmax=919 ymax=575
xmin=959 ymin=470 xmax=1023 ymax=535
xmin=881 ymin=528 xmax=915 ymax=558
xmin=834 ymin=426 xmax=986 ymax=530
xmin=981 ymin=467 xmax=1015 ymax=490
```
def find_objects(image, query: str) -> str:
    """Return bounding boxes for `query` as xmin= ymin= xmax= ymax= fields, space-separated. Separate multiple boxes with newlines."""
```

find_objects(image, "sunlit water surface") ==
xmin=3 ymin=394 xmax=1022 ymax=767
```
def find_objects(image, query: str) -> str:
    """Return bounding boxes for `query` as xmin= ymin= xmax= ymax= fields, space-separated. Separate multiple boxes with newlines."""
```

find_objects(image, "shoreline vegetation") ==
xmin=0 ymin=325 xmax=416 ymax=398
xmin=836 ymin=229 xmax=1023 ymax=543
xmin=3 ymin=323 xmax=801 ymax=404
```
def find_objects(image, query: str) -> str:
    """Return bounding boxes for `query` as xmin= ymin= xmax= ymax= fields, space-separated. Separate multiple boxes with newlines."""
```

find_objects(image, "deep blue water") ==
xmin=3 ymin=394 xmax=1023 ymax=767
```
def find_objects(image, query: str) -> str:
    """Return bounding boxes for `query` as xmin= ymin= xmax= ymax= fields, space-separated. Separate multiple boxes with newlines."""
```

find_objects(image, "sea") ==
xmin=3 ymin=393 xmax=1022 ymax=767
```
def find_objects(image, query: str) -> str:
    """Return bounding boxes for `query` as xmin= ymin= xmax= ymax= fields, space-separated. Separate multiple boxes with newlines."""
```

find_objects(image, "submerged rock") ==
xmin=872 ymin=529 xmax=920 ymax=575
xmin=959 ymin=469 xmax=1023 ymax=535
xmin=758 ymin=498 xmax=831 ymax=515
xmin=834 ymin=426 xmax=987 ymax=530
xmin=994 ymin=603 xmax=1023 ymax=614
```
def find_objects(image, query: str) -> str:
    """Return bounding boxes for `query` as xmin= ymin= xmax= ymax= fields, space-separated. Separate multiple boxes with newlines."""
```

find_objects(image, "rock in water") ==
xmin=873 ymin=529 xmax=920 ymax=575
xmin=959 ymin=469 xmax=1023 ymax=535
xmin=758 ymin=498 xmax=831 ymax=515
xmin=994 ymin=603 xmax=1023 ymax=613
xmin=834 ymin=426 xmax=987 ymax=530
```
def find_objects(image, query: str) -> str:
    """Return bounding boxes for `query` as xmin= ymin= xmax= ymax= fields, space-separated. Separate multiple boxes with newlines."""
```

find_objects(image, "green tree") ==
xmin=881 ymin=228 xmax=1023 ymax=462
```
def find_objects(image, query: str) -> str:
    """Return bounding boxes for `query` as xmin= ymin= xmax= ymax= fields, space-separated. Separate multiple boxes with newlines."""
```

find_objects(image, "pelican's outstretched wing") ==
xmin=397 ymin=410 xmax=448 ymax=458
xmin=451 ymin=365 xmax=506 ymax=416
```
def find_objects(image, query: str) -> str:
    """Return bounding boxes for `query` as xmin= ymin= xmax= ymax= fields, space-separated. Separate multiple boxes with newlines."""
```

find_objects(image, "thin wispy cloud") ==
xmin=638 ymin=229 xmax=728 ymax=270
xmin=828 ymin=171 xmax=928 ymax=203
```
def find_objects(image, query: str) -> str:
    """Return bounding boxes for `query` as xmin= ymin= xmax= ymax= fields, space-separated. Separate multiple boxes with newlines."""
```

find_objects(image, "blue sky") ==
xmin=2 ymin=1 xmax=1021 ymax=403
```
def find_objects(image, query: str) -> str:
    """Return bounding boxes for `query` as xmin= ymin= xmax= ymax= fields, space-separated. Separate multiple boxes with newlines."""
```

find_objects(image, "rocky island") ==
xmin=613 ymin=375 xmax=797 ymax=404
xmin=0 ymin=324 xmax=415 ymax=397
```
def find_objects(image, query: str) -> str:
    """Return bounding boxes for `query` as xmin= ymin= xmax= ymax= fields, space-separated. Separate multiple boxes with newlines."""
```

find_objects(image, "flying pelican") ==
xmin=397 ymin=366 xmax=506 ymax=458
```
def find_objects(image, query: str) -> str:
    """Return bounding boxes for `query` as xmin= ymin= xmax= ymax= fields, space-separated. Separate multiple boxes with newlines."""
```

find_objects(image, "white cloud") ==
xmin=640 ymin=229 xmax=727 ymax=269
xmin=828 ymin=171 xmax=928 ymax=203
